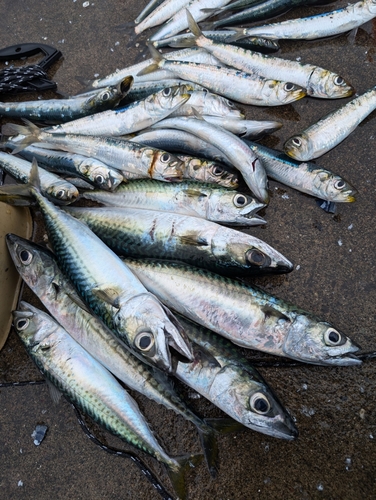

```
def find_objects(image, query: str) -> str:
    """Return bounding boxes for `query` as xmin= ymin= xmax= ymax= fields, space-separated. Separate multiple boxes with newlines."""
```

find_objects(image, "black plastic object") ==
xmin=0 ymin=43 xmax=62 ymax=94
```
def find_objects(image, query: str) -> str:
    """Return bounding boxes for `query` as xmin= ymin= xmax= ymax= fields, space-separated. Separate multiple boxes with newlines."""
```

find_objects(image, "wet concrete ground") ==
xmin=0 ymin=0 xmax=375 ymax=498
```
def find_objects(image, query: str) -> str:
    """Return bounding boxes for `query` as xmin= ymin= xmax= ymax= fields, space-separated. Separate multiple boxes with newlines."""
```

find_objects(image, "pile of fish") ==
xmin=0 ymin=0 xmax=374 ymax=497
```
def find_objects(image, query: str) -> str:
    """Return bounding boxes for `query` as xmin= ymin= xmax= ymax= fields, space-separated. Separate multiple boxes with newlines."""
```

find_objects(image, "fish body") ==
xmin=186 ymin=11 xmax=354 ymax=99
xmin=0 ymin=152 xmax=79 ymax=204
xmin=151 ymin=115 xmax=269 ymax=203
xmin=245 ymin=141 xmax=357 ymax=202
xmin=167 ymin=90 xmax=244 ymax=118
xmin=6 ymin=234 xmax=219 ymax=476
xmin=0 ymin=77 xmax=133 ymax=123
xmin=227 ymin=0 xmax=376 ymax=40
xmin=199 ymin=116 xmax=282 ymax=138
xmin=174 ymin=315 xmax=298 ymax=439
xmin=2 ymin=121 xmax=186 ymax=183
xmin=64 ymin=205 xmax=293 ymax=275
xmin=81 ymin=179 xmax=265 ymax=226
xmin=123 ymin=258 xmax=361 ymax=367
xmin=140 ymin=46 xmax=306 ymax=107
xmin=46 ymin=85 xmax=192 ymax=137
xmin=7 ymin=143 xmax=123 ymax=191
xmin=284 ymin=85 xmax=376 ymax=160
xmin=135 ymin=0 xmax=192 ymax=34
xmin=13 ymin=302 xmax=197 ymax=498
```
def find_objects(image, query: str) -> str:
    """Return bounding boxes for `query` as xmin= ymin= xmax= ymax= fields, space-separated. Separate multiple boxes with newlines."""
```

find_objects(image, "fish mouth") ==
xmin=249 ymin=417 xmax=298 ymax=441
xmin=321 ymin=352 xmax=362 ymax=367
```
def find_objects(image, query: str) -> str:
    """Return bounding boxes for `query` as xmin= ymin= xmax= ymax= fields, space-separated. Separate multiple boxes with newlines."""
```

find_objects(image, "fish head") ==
xmin=264 ymin=80 xmax=306 ymax=106
xmin=12 ymin=301 xmax=59 ymax=354
xmin=150 ymin=150 xmax=185 ymax=182
xmin=282 ymin=315 xmax=361 ymax=366
xmin=208 ymin=191 xmax=266 ymax=225
xmin=114 ymin=293 xmax=193 ymax=373
xmin=314 ymin=171 xmax=357 ymax=203
xmin=78 ymin=159 xmax=124 ymax=190
xmin=211 ymin=365 xmax=298 ymax=440
xmin=199 ymin=90 xmax=244 ymax=118
xmin=308 ymin=69 xmax=355 ymax=99
xmin=205 ymin=161 xmax=239 ymax=188
xmin=86 ymin=76 xmax=134 ymax=110
xmin=46 ymin=181 xmax=79 ymax=205
xmin=367 ymin=0 xmax=376 ymax=14
xmin=6 ymin=233 xmax=58 ymax=293
xmin=152 ymin=84 xmax=192 ymax=113
xmin=219 ymin=233 xmax=293 ymax=274
xmin=284 ymin=132 xmax=313 ymax=161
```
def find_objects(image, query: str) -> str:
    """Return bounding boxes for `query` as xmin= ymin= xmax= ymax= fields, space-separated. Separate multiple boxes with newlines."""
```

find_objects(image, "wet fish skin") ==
xmin=244 ymin=141 xmax=357 ymax=203
xmin=174 ymin=315 xmax=298 ymax=440
xmin=81 ymin=179 xmax=266 ymax=226
xmin=0 ymin=76 xmax=134 ymax=123
xmin=199 ymin=116 xmax=282 ymax=139
xmin=284 ymin=85 xmax=376 ymax=161
xmin=6 ymin=233 xmax=219 ymax=476
xmin=226 ymin=0 xmax=376 ymax=40
xmin=2 ymin=121 xmax=186 ymax=183
xmin=186 ymin=10 xmax=354 ymax=99
xmin=0 ymin=152 xmax=79 ymax=204
xmin=122 ymin=258 xmax=362 ymax=367
xmin=13 ymin=302 xmax=199 ymax=498
xmin=168 ymin=90 xmax=245 ymax=119
xmin=45 ymin=85 xmax=192 ymax=137
xmin=7 ymin=143 xmax=124 ymax=191
xmin=64 ymin=205 xmax=293 ymax=275
xmin=135 ymin=0 xmax=192 ymax=34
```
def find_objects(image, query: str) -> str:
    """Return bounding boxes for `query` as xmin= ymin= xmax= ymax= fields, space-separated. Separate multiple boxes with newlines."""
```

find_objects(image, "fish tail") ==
xmin=222 ymin=28 xmax=247 ymax=43
xmin=118 ymin=75 xmax=134 ymax=96
xmin=186 ymin=10 xmax=206 ymax=45
xmin=166 ymin=453 xmax=202 ymax=500
xmin=196 ymin=426 xmax=219 ymax=478
xmin=2 ymin=119 xmax=41 ymax=154
xmin=0 ymin=157 xmax=41 ymax=205
xmin=137 ymin=44 xmax=165 ymax=76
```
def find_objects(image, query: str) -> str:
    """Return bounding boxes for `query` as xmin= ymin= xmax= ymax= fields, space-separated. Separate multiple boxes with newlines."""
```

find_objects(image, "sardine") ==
xmin=81 ymin=179 xmax=266 ymax=226
xmin=63 ymin=205 xmax=293 ymax=275
xmin=284 ymin=85 xmax=376 ymax=161
xmin=186 ymin=10 xmax=354 ymax=99
xmin=167 ymin=90 xmax=245 ymax=118
xmin=198 ymin=116 xmax=282 ymax=138
xmin=135 ymin=0 xmax=192 ymax=34
xmin=13 ymin=302 xmax=200 ymax=499
xmin=123 ymin=258 xmax=361 ymax=367
xmin=0 ymin=76 xmax=133 ymax=123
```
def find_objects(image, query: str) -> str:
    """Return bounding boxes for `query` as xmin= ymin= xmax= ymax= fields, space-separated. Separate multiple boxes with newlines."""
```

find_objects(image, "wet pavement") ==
xmin=0 ymin=1 xmax=375 ymax=499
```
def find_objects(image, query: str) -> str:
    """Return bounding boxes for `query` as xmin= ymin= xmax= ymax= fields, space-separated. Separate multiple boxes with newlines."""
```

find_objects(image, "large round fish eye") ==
xmin=95 ymin=174 xmax=105 ymax=185
xmin=135 ymin=332 xmax=155 ymax=352
xmin=55 ymin=189 xmax=66 ymax=199
xmin=246 ymin=249 xmax=269 ymax=267
xmin=160 ymin=153 xmax=171 ymax=163
xmin=291 ymin=137 xmax=302 ymax=148
xmin=212 ymin=165 xmax=224 ymax=176
xmin=233 ymin=194 xmax=248 ymax=207
xmin=334 ymin=76 xmax=345 ymax=86
xmin=162 ymin=87 xmax=172 ymax=97
xmin=324 ymin=329 xmax=345 ymax=347
xmin=334 ymin=179 xmax=346 ymax=190
xmin=16 ymin=318 xmax=29 ymax=331
xmin=101 ymin=91 xmax=110 ymax=101
xmin=250 ymin=393 xmax=271 ymax=415
xmin=284 ymin=82 xmax=296 ymax=92
xmin=19 ymin=249 xmax=33 ymax=265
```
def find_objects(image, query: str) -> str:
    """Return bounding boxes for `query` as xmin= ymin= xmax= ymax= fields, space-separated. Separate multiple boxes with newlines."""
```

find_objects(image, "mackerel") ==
xmin=14 ymin=302 xmax=200 ymax=499
xmin=81 ymin=179 xmax=266 ymax=226
xmin=63 ymin=205 xmax=293 ymax=275
xmin=123 ymin=258 xmax=361 ymax=367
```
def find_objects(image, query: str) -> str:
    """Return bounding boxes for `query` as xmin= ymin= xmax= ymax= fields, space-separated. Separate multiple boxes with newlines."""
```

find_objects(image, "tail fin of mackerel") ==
xmin=137 ymin=44 xmax=165 ymax=76
xmin=221 ymin=27 xmax=248 ymax=43
xmin=2 ymin=119 xmax=41 ymax=154
xmin=166 ymin=453 xmax=202 ymax=500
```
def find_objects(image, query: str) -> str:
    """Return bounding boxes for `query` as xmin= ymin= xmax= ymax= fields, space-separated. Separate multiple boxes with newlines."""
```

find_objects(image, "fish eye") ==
xmin=334 ymin=76 xmax=345 ymax=86
xmin=250 ymin=393 xmax=271 ymax=415
xmin=226 ymin=99 xmax=235 ymax=107
xmin=55 ymin=190 xmax=66 ymax=199
xmin=334 ymin=179 xmax=346 ymax=190
xmin=212 ymin=165 xmax=224 ymax=176
xmin=95 ymin=174 xmax=105 ymax=185
xmin=16 ymin=318 xmax=29 ymax=330
xmin=19 ymin=249 xmax=33 ymax=265
xmin=233 ymin=194 xmax=248 ymax=207
xmin=160 ymin=153 xmax=171 ymax=163
xmin=246 ymin=249 xmax=268 ymax=266
xmin=162 ymin=87 xmax=172 ymax=97
xmin=101 ymin=92 xmax=110 ymax=101
xmin=284 ymin=82 xmax=296 ymax=92
xmin=324 ymin=329 xmax=345 ymax=346
xmin=135 ymin=332 xmax=155 ymax=351
xmin=291 ymin=137 xmax=302 ymax=148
